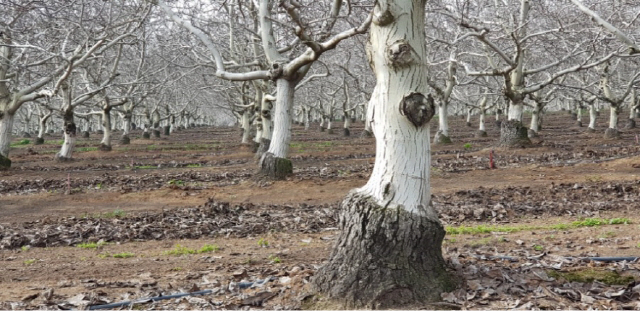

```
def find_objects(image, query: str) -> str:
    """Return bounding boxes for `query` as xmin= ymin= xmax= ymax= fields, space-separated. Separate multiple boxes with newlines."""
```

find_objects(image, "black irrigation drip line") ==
xmin=86 ymin=277 xmax=274 ymax=310
xmin=87 ymin=290 xmax=212 ymax=310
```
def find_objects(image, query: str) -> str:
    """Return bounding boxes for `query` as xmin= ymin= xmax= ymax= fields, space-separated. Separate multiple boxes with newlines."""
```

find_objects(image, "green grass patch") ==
xmin=268 ymin=255 xmax=281 ymax=263
xmin=463 ymin=143 xmax=472 ymax=150
xmin=10 ymin=139 xmax=30 ymax=147
xmin=24 ymin=259 xmax=36 ymax=265
xmin=186 ymin=163 xmax=202 ymax=168
xmin=164 ymin=244 xmax=219 ymax=256
xmin=547 ymin=269 xmax=635 ymax=285
xmin=76 ymin=241 xmax=109 ymax=249
xmin=257 ymin=238 xmax=269 ymax=247
xmin=446 ymin=218 xmax=631 ymax=235
xmin=112 ymin=252 xmax=135 ymax=258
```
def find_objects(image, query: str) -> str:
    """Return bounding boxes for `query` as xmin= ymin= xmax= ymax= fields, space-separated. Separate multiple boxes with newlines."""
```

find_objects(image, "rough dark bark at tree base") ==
xmin=164 ymin=126 xmax=170 ymax=136
xmin=153 ymin=130 xmax=161 ymax=138
xmin=434 ymin=132 xmax=452 ymax=144
xmin=475 ymin=130 xmax=487 ymax=138
xmin=571 ymin=113 xmax=577 ymax=120
xmin=343 ymin=128 xmax=350 ymax=137
xmin=55 ymin=156 xmax=72 ymax=162
xmin=142 ymin=132 xmax=151 ymax=139
xmin=327 ymin=128 xmax=334 ymax=135
xmin=255 ymin=138 xmax=271 ymax=161
xmin=494 ymin=120 xmax=502 ymax=128
xmin=82 ymin=131 xmax=90 ymax=139
xmin=499 ymin=120 xmax=531 ymax=147
xmin=587 ymin=127 xmax=596 ymax=133
xmin=625 ymin=119 xmax=635 ymax=129
xmin=0 ymin=154 xmax=11 ymax=171
xmin=312 ymin=192 xmax=458 ymax=309
xmin=361 ymin=130 xmax=372 ymax=138
xmin=604 ymin=128 xmax=621 ymax=139
xmin=22 ymin=132 xmax=31 ymax=138
xmin=466 ymin=122 xmax=471 ymax=127
xmin=319 ymin=127 xmax=325 ymax=132
xmin=120 ymin=135 xmax=130 ymax=145
xmin=34 ymin=138 xmax=45 ymax=145
xmin=575 ymin=121 xmax=583 ymax=127
xmin=527 ymin=129 xmax=538 ymax=138
xmin=259 ymin=152 xmax=292 ymax=180
xmin=99 ymin=144 xmax=112 ymax=152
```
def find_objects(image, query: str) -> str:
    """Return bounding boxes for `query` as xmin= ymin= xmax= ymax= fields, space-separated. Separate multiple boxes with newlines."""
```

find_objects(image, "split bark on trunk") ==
xmin=120 ymin=112 xmax=132 ymax=145
xmin=312 ymin=0 xmax=458 ymax=307
xmin=604 ymin=106 xmax=620 ymax=139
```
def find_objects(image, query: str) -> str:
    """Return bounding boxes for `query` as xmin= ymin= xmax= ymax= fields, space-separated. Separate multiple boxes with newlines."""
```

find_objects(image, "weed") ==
xmin=24 ymin=259 xmax=36 ymax=265
xmin=21 ymin=245 xmax=30 ymax=252
xmin=76 ymin=241 xmax=109 ymax=249
xmin=164 ymin=244 xmax=219 ymax=256
xmin=112 ymin=252 xmax=135 ymax=258
xmin=102 ymin=209 xmax=126 ymax=218
xmin=598 ymin=231 xmax=616 ymax=239
xmin=533 ymin=244 xmax=544 ymax=251
xmin=96 ymin=183 xmax=103 ymax=190
xmin=547 ymin=269 xmax=635 ymax=285
xmin=97 ymin=253 xmax=109 ymax=259
xmin=257 ymin=238 xmax=269 ymax=247
xmin=10 ymin=139 xmax=30 ymax=147
xmin=268 ymin=255 xmax=282 ymax=263
xmin=186 ymin=163 xmax=202 ymax=168
xmin=77 ymin=147 xmax=98 ymax=152
xmin=171 ymin=267 xmax=183 ymax=271
xmin=463 ymin=143 xmax=472 ymax=150
xmin=168 ymin=179 xmax=185 ymax=186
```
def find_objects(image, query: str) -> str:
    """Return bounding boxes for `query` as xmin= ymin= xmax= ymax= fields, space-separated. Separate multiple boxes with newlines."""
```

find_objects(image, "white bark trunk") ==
xmin=122 ymin=113 xmax=132 ymax=136
xmin=508 ymin=102 xmax=524 ymax=122
xmin=58 ymin=131 xmax=76 ymax=159
xmin=265 ymin=79 xmax=294 ymax=158
xmin=241 ymin=110 xmax=251 ymax=144
xmin=437 ymin=104 xmax=449 ymax=136
xmin=327 ymin=118 xmax=333 ymax=130
xmin=100 ymin=109 xmax=112 ymax=147
xmin=609 ymin=105 xmax=619 ymax=129
xmin=466 ymin=108 xmax=471 ymax=123
xmin=356 ymin=0 xmax=437 ymax=216
xmin=0 ymin=112 xmax=15 ymax=157
xmin=530 ymin=102 xmax=541 ymax=132
xmin=479 ymin=111 xmax=486 ymax=131
xmin=261 ymin=96 xmax=273 ymax=141
xmin=589 ymin=105 xmax=597 ymax=129
xmin=577 ymin=106 xmax=583 ymax=122
xmin=38 ymin=119 xmax=46 ymax=139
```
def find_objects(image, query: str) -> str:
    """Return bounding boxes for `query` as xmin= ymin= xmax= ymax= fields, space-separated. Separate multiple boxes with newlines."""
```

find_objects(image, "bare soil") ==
xmin=2 ymin=112 xmax=640 ymax=309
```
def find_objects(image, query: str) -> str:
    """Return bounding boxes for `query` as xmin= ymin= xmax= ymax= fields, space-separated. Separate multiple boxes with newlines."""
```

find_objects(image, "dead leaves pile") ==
xmin=0 ymin=199 xmax=338 ymax=250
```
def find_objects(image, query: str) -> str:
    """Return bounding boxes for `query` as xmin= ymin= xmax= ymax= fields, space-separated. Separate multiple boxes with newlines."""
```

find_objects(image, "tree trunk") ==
xmin=529 ymin=102 xmax=542 ymax=138
xmin=312 ymin=0 xmax=458 ymax=307
xmin=120 ymin=112 xmax=132 ymax=145
xmin=0 ymin=110 xmax=15 ymax=170
xmin=343 ymin=112 xmax=351 ymax=137
xmin=56 ymin=111 xmax=76 ymax=161
xmin=588 ymin=104 xmax=597 ymax=131
xmin=257 ymin=97 xmax=273 ymax=158
xmin=500 ymin=100 xmax=531 ymax=146
xmin=259 ymin=78 xmax=294 ymax=179
xmin=434 ymin=104 xmax=451 ymax=144
xmin=604 ymin=105 xmax=620 ymax=139
xmin=100 ymin=109 xmax=112 ymax=151
xmin=466 ymin=107 xmax=472 ymax=127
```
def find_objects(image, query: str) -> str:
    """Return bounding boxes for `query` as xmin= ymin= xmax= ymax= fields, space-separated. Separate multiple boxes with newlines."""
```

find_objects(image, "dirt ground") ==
xmin=1 ymin=111 xmax=640 ymax=310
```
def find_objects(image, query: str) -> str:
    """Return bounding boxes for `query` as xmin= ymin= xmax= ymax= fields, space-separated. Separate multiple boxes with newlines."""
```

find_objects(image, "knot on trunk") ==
xmin=386 ymin=40 xmax=414 ymax=68
xmin=372 ymin=4 xmax=394 ymax=26
xmin=399 ymin=93 xmax=435 ymax=128
xmin=64 ymin=123 xmax=77 ymax=137
xmin=269 ymin=62 xmax=285 ymax=80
